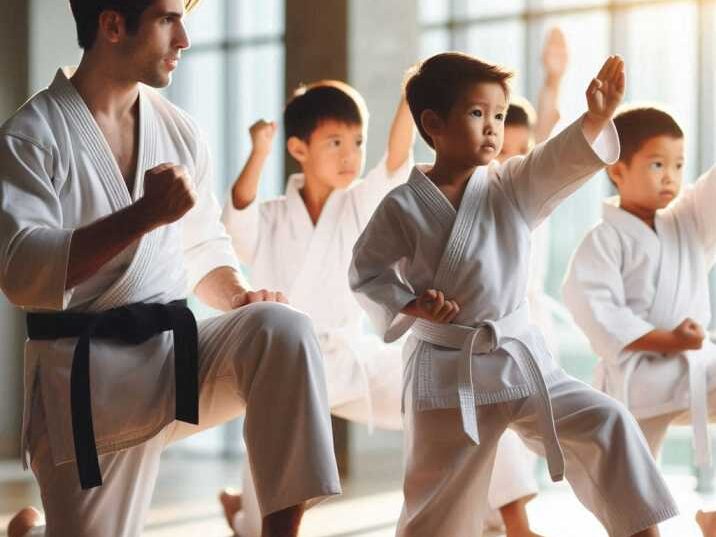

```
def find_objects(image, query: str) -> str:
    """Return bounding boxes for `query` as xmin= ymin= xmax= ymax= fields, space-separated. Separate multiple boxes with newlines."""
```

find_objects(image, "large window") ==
xmin=164 ymin=0 xmax=285 ymax=455
xmin=168 ymin=0 xmax=286 ymax=204
xmin=419 ymin=0 xmax=716 ymax=473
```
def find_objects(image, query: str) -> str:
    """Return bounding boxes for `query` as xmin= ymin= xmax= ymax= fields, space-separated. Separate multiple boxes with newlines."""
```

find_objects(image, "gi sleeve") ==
xmin=0 ymin=134 xmax=74 ymax=310
xmin=499 ymin=114 xmax=620 ymax=229
xmin=561 ymin=225 xmax=655 ymax=363
xmin=349 ymin=194 xmax=418 ymax=342
xmin=670 ymin=166 xmax=716 ymax=260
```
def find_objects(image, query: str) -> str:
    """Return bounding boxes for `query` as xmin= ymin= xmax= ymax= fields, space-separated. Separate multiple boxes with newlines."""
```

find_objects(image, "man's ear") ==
xmin=420 ymin=109 xmax=443 ymax=146
xmin=287 ymin=136 xmax=309 ymax=164
xmin=97 ymin=10 xmax=127 ymax=45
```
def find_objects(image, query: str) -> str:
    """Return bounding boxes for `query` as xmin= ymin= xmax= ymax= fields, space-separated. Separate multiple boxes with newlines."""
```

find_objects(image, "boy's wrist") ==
xmin=250 ymin=146 xmax=271 ymax=158
xmin=581 ymin=112 xmax=610 ymax=143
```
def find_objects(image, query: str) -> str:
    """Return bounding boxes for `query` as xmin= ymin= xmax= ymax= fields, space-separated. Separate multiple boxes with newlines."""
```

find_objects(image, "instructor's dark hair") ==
xmin=68 ymin=0 xmax=202 ymax=49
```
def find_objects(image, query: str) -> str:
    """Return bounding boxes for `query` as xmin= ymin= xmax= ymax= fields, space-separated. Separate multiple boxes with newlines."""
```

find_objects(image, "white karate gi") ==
xmin=562 ymin=170 xmax=716 ymax=466
xmin=350 ymin=116 xmax=677 ymax=537
xmin=222 ymin=152 xmax=546 ymax=535
xmin=0 ymin=68 xmax=340 ymax=537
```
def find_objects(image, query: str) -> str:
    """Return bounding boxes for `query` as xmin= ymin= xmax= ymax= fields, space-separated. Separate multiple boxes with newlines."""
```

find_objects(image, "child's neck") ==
xmin=299 ymin=173 xmax=335 ymax=226
xmin=619 ymin=197 xmax=658 ymax=230
xmin=426 ymin=157 xmax=477 ymax=210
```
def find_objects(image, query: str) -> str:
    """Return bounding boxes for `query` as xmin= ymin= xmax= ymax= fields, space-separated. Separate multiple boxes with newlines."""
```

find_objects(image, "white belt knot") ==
xmin=411 ymin=303 xmax=566 ymax=482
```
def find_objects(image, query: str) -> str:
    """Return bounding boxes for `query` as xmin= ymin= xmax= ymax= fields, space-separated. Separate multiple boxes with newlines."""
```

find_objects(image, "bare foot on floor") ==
xmin=697 ymin=510 xmax=716 ymax=537
xmin=7 ymin=507 xmax=42 ymax=537
xmin=219 ymin=489 xmax=243 ymax=532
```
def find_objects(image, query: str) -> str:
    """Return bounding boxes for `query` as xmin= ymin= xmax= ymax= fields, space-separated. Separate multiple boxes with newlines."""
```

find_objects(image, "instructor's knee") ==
xmin=245 ymin=302 xmax=317 ymax=353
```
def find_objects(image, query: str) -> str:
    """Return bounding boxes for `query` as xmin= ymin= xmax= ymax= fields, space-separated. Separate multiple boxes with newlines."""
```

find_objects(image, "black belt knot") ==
xmin=26 ymin=299 xmax=199 ymax=489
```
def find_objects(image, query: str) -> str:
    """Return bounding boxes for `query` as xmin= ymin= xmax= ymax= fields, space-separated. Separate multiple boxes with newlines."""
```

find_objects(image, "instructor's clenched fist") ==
xmin=137 ymin=163 xmax=197 ymax=227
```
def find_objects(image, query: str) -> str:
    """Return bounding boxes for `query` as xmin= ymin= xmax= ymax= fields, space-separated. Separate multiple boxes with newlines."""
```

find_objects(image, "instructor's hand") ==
xmin=231 ymin=289 xmax=289 ymax=309
xmin=137 ymin=163 xmax=197 ymax=228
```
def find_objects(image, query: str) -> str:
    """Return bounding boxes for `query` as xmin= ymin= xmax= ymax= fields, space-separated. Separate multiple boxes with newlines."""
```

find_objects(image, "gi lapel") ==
xmin=287 ymin=180 xmax=344 ymax=303
xmin=90 ymin=88 xmax=161 ymax=311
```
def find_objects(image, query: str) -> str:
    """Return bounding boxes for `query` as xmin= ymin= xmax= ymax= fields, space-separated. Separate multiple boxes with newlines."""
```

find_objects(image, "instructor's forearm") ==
xmin=194 ymin=265 xmax=248 ymax=311
xmin=232 ymin=150 xmax=270 ymax=210
xmin=386 ymin=98 xmax=415 ymax=174
xmin=624 ymin=330 xmax=685 ymax=354
xmin=66 ymin=202 xmax=154 ymax=289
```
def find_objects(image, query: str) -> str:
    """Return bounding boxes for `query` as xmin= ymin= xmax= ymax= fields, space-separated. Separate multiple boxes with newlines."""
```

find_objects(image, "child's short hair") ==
xmin=505 ymin=97 xmax=536 ymax=130
xmin=613 ymin=106 xmax=684 ymax=164
xmin=405 ymin=52 xmax=512 ymax=148
xmin=284 ymin=80 xmax=368 ymax=142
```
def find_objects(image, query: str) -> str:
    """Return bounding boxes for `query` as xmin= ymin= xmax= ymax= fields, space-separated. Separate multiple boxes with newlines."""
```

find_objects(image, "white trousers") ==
xmin=398 ymin=372 xmax=678 ymax=537
xmin=637 ymin=388 xmax=716 ymax=459
xmin=25 ymin=302 xmax=341 ymax=537
xmin=234 ymin=341 xmax=540 ymax=537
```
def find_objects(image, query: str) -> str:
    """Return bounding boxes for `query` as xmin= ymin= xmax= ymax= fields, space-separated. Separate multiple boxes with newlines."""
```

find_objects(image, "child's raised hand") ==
xmin=542 ymin=27 xmax=568 ymax=83
xmin=249 ymin=120 xmax=277 ymax=156
xmin=585 ymin=55 xmax=625 ymax=123
xmin=415 ymin=289 xmax=460 ymax=324
xmin=673 ymin=317 xmax=705 ymax=351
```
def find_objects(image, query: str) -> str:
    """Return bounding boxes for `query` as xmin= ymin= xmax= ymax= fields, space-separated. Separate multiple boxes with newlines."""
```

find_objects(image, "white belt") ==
xmin=411 ymin=304 xmax=565 ymax=482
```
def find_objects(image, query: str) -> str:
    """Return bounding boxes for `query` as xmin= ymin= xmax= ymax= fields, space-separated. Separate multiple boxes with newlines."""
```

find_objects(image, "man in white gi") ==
xmin=0 ymin=1 xmax=340 ymax=536
xmin=218 ymin=80 xmax=414 ymax=536
xmin=350 ymin=52 xmax=677 ymax=536
xmin=562 ymin=106 xmax=716 ymax=536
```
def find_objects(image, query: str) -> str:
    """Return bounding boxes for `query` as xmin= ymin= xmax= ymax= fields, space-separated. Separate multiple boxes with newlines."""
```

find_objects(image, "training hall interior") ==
xmin=1 ymin=0 xmax=716 ymax=535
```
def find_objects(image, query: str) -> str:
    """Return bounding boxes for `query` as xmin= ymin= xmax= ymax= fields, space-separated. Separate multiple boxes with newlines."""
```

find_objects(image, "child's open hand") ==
xmin=249 ymin=120 xmax=277 ymax=156
xmin=542 ymin=27 xmax=568 ymax=83
xmin=673 ymin=317 xmax=705 ymax=351
xmin=414 ymin=289 xmax=460 ymax=324
xmin=585 ymin=55 xmax=625 ymax=123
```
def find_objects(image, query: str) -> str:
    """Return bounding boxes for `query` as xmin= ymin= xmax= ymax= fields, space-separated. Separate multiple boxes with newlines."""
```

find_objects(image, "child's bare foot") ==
xmin=697 ymin=510 xmax=716 ymax=537
xmin=501 ymin=497 xmax=546 ymax=537
xmin=219 ymin=489 xmax=243 ymax=532
xmin=7 ymin=507 xmax=41 ymax=537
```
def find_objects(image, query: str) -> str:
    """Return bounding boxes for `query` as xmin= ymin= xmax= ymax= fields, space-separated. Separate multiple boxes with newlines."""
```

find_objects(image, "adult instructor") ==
xmin=0 ymin=1 xmax=340 ymax=535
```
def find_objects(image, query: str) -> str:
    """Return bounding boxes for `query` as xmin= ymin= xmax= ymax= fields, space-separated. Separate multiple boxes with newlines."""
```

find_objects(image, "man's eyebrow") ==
xmin=156 ymin=10 xmax=183 ymax=18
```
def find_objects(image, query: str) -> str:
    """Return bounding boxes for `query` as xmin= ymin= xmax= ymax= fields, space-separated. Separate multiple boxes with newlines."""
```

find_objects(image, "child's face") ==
xmin=498 ymin=125 xmax=531 ymax=162
xmin=294 ymin=120 xmax=365 ymax=190
xmin=432 ymin=82 xmax=507 ymax=167
xmin=611 ymin=135 xmax=684 ymax=211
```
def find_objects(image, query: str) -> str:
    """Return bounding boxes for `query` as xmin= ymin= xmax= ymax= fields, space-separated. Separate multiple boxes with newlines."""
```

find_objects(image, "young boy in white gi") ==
xmin=218 ymin=80 xmax=414 ymax=536
xmin=350 ymin=51 xmax=678 ymax=537
xmin=562 ymin=106 xmax=716 ymax=536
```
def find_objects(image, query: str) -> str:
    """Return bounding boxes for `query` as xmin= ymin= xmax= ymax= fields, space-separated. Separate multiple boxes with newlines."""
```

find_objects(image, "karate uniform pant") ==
xmin=637 ymin=388 xmax=716 ymax=460
xmin=23 ymin=302 xmax=341 ymax=537
xmin=233 ymin=341 xmax=540 ymax=537
xmin=398 ymin=372 xmax=678 ymax=537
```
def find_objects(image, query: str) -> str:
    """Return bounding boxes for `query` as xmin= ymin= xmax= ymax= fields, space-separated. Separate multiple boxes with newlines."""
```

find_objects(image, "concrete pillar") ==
xmin=0 ymin=0 xmax=30 ymax=459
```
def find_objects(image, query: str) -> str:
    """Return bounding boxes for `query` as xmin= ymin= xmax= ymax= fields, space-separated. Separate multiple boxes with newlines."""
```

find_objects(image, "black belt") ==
xmin=26 ymin=299 xmax=199 ymax=490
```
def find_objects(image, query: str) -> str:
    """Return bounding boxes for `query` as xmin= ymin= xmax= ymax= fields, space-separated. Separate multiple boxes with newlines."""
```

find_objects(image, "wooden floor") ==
xmin=0 ymin=451 xmax=713 ymax=536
